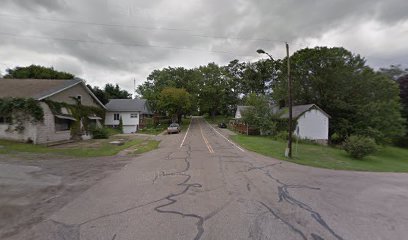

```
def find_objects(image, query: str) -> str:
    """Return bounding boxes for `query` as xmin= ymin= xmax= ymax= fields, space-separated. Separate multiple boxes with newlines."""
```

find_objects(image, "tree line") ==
xmin=137 ymin=47 xmax=407 ymax=145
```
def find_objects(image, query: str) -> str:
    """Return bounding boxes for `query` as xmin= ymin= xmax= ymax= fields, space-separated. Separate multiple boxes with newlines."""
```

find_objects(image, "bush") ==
xmin=343 ymin=135 xmax=378 ymax=159
xmin=91 ymin=127 xmax=109 ymax=139
xmin=275 ymin=131 xmax=288 ymax=141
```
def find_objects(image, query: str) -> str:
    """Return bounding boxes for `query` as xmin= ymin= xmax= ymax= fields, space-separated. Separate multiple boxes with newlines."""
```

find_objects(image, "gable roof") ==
xmin=0 ymin=78 xmax=105 ymax=109
xmin=279 ymin=104 xmax=330 ymax=119
xmin=105 ymin=99 xmax=152 ymax=114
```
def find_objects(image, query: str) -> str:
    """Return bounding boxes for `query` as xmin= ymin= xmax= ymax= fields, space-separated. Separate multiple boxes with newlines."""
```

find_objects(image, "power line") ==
xmin=0 ymin=31 xmax=255 ymax=57
xmin=0 ymin=13 xmax=287 ymax=44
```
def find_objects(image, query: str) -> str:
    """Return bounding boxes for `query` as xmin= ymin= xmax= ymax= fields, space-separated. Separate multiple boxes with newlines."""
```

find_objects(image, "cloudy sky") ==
xmin=1 ymin=0 xmax=407 ymax=92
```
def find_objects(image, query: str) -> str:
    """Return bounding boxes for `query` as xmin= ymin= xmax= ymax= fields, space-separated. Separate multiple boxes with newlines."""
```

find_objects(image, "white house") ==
xmin=235 ymin=104 xmax=330 ymax=144
xmin=105 ymin=99 xmax=152 ymax=134
xmin=279 ymin=104 xmax=330 ymax=144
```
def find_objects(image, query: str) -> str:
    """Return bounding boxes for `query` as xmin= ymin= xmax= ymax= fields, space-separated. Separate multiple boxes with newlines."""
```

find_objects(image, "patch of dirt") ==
xmin=0 ymin=153 xmax=132 ymax=239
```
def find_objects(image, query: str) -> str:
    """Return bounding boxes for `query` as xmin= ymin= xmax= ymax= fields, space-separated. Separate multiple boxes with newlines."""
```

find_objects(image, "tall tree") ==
xmin=158 ymin=87 xmax=191 ymax=123
xmin=272 ymin=46 xmax=405 ymax=143
xmin=198 ymin=63 xmax=238 ymax=117
xmin=137 ymin=67 xmax=200 ymax=113
xmin=396 ymin=74 xmax=408 ymax=147
xmin=4 ymin=65 xmax=74 ymax=79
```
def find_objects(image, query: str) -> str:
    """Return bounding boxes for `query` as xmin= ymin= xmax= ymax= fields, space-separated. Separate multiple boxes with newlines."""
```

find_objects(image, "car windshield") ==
xmin=169 ymin=123 xmax=179 ymax=127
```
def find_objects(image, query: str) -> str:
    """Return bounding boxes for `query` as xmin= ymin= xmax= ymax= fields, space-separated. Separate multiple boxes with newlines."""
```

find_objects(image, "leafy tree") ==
xmin=272 ymin=46 xmax=405 ymax=143
xmin=88 ymin=84 xmax=132 ymax=105
xmin=158 ymin=87 xmax=191 ymax=123
xmin=87 ymin=85 xmax=108 ymax=104
xmin=104 ymin=83 xmax=132 ymax=100
xmin=137 ymin=67 xmax=200 ymax=113
xmin=395 ymin=74 xmax=408 ymax=147
xmin=3 ymin=65 xmax=74 ymax=79
xmin=241 ymin=93 xmax=277 ymax=135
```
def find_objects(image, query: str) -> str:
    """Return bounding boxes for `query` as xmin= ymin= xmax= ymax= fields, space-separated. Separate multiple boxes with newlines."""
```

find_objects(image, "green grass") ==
xmin=138 ymin=125 xmax=167 ymax=135
xmin=0 ymin=138 xmax=159 ymax=158
xmin=231 ymin=135 xmax=408 ymax=172
xmin=131 ymin=140 xmax=161 ymax=155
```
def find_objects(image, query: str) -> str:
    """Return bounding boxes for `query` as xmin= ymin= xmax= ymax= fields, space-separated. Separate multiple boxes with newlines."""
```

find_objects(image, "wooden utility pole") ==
xmin=286 ymin=42 xmax=293 ymax=158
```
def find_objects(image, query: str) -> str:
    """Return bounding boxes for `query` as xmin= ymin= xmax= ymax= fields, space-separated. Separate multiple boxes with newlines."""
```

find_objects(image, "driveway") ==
xmin=6 ymin=117 xmax=408 ymax=240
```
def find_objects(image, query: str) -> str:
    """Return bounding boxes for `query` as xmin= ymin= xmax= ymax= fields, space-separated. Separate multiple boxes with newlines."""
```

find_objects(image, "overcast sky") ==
xmin=1 ymin=0 xmax=407 ymax=92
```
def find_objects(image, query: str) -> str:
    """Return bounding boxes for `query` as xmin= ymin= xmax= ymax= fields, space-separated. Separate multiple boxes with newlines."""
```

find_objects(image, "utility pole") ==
xmin=286 ymin=42 xmax=293 ymax=158
xmin=257 ymin=46 xmax=292 ymax=158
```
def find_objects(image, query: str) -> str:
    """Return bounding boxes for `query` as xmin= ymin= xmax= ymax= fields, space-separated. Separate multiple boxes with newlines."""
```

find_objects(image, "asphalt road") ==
xmin=15 ymin=117 xmax=408 ymax=240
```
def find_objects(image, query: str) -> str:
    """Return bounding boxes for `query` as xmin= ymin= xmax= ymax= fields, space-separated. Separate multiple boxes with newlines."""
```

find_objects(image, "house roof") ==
xmin=105 ymin=99 xmax=152 ymax=114
xmin=0 ymin=78 xmax=105 ymax=109
xmin=279 ymin=104 xmax=331 ymax=119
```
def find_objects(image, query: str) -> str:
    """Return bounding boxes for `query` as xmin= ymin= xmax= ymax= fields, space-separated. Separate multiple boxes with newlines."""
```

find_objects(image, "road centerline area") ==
xmin=199 ymin=121 xmax=214 ymax=154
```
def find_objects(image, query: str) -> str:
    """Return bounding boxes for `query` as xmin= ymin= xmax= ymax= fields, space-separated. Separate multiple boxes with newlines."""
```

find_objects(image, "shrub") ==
xmin=343 ymin=135 xmax=378 ymax=159
xmin=91 ymin=127 xmax=109 ymax=139
xmin=275 ymin=131 xmax=288 ymax=141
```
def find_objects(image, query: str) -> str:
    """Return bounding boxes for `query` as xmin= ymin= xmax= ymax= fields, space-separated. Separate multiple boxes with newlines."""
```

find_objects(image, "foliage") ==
xmin=231 ymin=135 xmax=408 ymax=172
xmin=157 ymin=87 xmax=191 ymax=123
xmin=343 ymin=135 xmax=378 ymax=159
xmin=395 ymin=74 xmax=408 ymax=147
xmin=241 ymin=94 xmax=277 ymax=135
xmin=0 ymin=98 xmax=44 ymax=132
xmin=44 ymin=100 xmax=105 ymax=137
xmin=90 ymin=127 xmax=109 ymax=139
xmin=271 ymin=46 xmax=405 ymax=143
xmin=137 ymin=67 xmax=199 ymax=113
xmin=87 ymin=84 xmax=132 ymax=105
xmin=4 ymin=65 xmax=74 ymax=79
xmin=378 ymin=65 xmax=408 ymax=80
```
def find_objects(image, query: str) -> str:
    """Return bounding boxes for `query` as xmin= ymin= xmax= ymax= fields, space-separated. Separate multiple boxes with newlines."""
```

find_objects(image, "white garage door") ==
xmin=123 ymin=125 xmax=137 ymax=134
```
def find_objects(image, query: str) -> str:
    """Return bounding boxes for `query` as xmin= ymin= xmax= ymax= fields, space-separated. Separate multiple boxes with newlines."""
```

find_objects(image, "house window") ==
xmin=55 ymin=118 xmax=71 ymax=131
xmin=77 ymin=95 xmax=82 ymax=104
xmin=130 ymin=113 xmax=138 ymax=118
xmin=114 ymin=113 xmax=120 ymax=120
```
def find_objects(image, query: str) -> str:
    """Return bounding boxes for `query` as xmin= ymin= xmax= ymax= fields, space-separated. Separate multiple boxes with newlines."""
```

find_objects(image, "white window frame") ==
xmin=130 ymin=113 xmax=138 ymax=118
xmin=114 ymin=113 xmax=120 ymax=121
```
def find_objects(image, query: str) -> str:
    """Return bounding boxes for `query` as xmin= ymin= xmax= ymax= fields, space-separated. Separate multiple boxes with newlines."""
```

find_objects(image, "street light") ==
xmin=257 ymin=44 xmax=293 ymax=158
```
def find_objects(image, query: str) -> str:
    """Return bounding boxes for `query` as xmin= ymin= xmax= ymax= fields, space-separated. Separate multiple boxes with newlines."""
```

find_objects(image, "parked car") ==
xmin=218 ymin=122 xmax=227 ymax=128
xmin=167 ymin=123 xmax=181 ymax=134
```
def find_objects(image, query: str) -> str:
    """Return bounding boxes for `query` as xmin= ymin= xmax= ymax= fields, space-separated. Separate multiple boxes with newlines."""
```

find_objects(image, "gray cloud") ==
xmin=0 ymin=0 xmax=407 ymax=91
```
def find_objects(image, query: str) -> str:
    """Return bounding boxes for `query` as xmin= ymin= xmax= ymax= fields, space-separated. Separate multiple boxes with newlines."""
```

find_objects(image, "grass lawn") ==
xmin=231 ymin=135 xmax=408 ymax=172
xmin=0 ymin=137 xmax=160 ymax=158
xmin=127 ymin=140 xmax=160 ymax=155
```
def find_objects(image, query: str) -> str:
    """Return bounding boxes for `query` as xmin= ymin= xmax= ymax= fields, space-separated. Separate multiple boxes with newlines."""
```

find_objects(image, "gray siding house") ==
xmin=105 ymin=99 xmax=152 ymax=133
xmin=0 ymin=78 xmax=105 ymax=144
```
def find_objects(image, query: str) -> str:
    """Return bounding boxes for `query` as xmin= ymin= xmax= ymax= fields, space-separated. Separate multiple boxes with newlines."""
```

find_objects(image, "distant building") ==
xmin=0 ymin=78 xmax=105 ymax=144
xmin=235 ymin=103 xmax=330 ymax=144
xmin=104 ymin=99 xmax=152 ymax=134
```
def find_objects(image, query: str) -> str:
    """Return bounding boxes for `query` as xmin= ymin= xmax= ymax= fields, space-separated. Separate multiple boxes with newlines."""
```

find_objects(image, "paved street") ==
xmin=13 ymin=117 xmax=408 ymax=240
